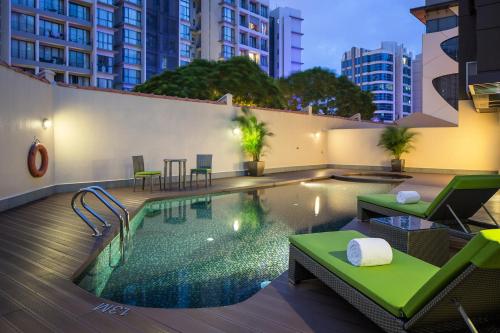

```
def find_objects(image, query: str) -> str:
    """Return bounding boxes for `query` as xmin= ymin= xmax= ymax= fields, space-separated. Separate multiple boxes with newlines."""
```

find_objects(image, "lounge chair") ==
xmin=289 ymin=229 xmax=500 ymax=333
xmin=357 ymin=175 xmax=500 ymax=234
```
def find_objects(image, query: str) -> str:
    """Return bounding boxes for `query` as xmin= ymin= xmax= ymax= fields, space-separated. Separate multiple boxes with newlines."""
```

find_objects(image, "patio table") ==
xmin=368 ymin=216 xmax=450 ymax=266
xmin=163 ymin=158 xmax=187 ymax=190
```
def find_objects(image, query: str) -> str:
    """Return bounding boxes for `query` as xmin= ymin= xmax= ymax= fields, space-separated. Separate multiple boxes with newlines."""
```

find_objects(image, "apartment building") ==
xmin=191 ymin=0 xmax=270 ymax=73
xmin=412 ymin=53 xmax=423 ymax=113
xmin=341 ymin=42 xmax=413 ymax=122
xmin=269 ymin=6 xmax=303 ymax=78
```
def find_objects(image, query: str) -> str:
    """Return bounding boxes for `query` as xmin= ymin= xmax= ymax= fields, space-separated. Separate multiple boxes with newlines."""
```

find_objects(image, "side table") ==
xmin=163 ymin=159 xmax=187 ymax=190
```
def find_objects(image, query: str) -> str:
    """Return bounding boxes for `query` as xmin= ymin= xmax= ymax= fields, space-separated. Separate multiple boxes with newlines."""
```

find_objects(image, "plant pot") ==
xmin=248 ymin=161 xmax=265 ymax=177
xmin=391 ymin=159 xmax=405 ymax=172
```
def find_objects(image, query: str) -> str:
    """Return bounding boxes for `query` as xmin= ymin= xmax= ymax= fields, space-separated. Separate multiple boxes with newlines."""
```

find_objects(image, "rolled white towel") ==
xmin=347 ymin=238 xmax=393 ymax=267
xmin=396 ymin=191 xmax=421 ymax=204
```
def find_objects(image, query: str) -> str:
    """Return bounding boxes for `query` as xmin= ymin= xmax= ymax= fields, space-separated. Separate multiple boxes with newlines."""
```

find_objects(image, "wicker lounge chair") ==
xmin=289 ymin=229 xmax=500 ymax=333
xmin=357 ymin=175 xmax=500 ymax=234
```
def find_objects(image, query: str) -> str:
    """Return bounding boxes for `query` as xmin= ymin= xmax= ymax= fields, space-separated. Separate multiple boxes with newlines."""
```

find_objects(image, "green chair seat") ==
xmin=358 ymin=194 xmax=431 ymax=218
xmin=289 ymin=230 xmax=439 ymax=317
xmin=135 ymin=171 xmax=161 ymax=176
xmin=191 ymin=168 xmax=211 ymax=173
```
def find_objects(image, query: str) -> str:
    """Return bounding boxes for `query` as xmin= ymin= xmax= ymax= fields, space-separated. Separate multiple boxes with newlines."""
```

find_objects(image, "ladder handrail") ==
xmin=86 ymin=186 xmax=130 ymax=231
xmin=71 ymin=191 xmax=102 ymax=237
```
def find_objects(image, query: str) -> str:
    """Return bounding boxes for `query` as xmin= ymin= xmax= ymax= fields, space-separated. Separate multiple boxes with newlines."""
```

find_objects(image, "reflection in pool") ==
xmin=76 ymin=179 xmax=394 ymax=308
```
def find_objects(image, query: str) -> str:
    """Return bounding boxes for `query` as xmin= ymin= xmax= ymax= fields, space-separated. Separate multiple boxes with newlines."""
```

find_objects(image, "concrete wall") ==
xmin=328 ymin=100 xmax=500 ymax=173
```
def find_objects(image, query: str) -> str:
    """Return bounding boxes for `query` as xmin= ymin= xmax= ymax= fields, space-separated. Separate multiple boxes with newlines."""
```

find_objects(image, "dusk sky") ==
xmin=272 ymin=0 xmax=426 ymax=73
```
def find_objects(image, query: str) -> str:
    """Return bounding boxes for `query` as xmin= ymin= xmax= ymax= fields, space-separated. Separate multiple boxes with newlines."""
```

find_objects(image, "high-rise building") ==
xmin=191 ymin=0 xmax=270 ymax=73
xmin=269 ymin=6 xmax=303 ymax=78
xmin=341 ymin=42 xmax=413 ymax=122
xmin=412 ymin=53 xmax=423 ymax=113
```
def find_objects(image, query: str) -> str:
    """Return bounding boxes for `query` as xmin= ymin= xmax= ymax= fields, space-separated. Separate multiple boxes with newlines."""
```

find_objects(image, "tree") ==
xmin=134 ymin=57 xmax=285 ymax=108
xmin=279 ymin=67 xmax=376 ymax=119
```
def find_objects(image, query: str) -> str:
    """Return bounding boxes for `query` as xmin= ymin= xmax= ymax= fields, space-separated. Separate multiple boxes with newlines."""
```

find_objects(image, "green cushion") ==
xmin=358 ymin=194 xmax=430 ymax=218
xmin=403 ymin=229 xmax=500 ymax=317
xmin=135 ymin=171 xmax=161 ymax=176
xmin=425 ymin=175 xmax=500 ymax=216
xmin=289 ymin=230 xmax=439 ymax=317
xmin=191 ymin=168 xmax=211 ymax=173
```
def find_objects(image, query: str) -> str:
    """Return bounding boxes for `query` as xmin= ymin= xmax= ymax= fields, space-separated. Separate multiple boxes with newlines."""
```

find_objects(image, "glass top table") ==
xmin=370 ymin=216 xmax=448 ymax=231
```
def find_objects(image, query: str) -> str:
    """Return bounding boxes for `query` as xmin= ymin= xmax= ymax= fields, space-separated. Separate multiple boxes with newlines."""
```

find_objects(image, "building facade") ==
xmin=269 ymin=6 xmax=303 ymax=78
xmin=191 ymin=0 xmax=270 ymax=73
xmin=341 ymin=42 xmax=413 ymax=122
xmin=412 ymin=53 xmax=423 ymax=113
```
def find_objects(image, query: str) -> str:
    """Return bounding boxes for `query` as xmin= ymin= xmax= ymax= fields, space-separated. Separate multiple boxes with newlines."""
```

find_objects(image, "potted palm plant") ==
xmin=377 ymin=126 xmax=418 ymax=172
xmin=233 ymin=107 xmax=274 ymax=177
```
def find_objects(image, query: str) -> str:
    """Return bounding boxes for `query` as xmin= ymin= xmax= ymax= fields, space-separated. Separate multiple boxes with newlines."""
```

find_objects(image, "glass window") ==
xmin=40 ymin=0 xmax=63 ymax=14
xmin=260 ymin=22 xmax=268 ymax=35
xmin=180 ymin=0 xmax=190 ymax=20
xmin=361 ymin=53 xmax=393 ymax=63
xmin=180 ymin=60 xmax=190 ymax=66
xmin=11 ymin=39 xmax=35 ymax=60
xmin=97 ymin=78 xmax=113 ymax=88
xmin=123 ymin=29 xmax=141 ymax=45
xmin=362 ymin=73 xmax=393 ymax=82
xmin=69 ymin=50 xmax=90 ymax=68
xmin=221 ymin=26 xmax=234 ymax=42
xmin=39 ymin=45 xmax=64 ymax=64
xmin=222 ymin=7 xmax=234 ymax=23
xmin=362 ymin=83 xmax=393 ymax=92
xmin=362 ymin=63 xmax=393 ymax=72
xmin=124 ymin=7 xmax=141 ymax=26
xmin=180 ymin=44 xmax=190 ymax=58
xmin=372 ymin=93 xmax=394 ymax=101
xmin=123 ymin=68 xmax=141 ymax=84
xmin=376 ymin=103 xmax=393 ymax=111
xmin=260 ymin=38 xmax=267 ymax=51
xmin=240 ymin=0 xmax=247 ymax=9
xmin=180 ymin=24 xmax=190 ymax=40
xmin=69 ymin=74 xmax=90 ymax=86
xmin=97 ymin=55 xmax=113 ymax=73
xmin=249 ymin=35 xmax=257 ymax=48
xmin=249 ymin=2 xmax=257 ymax=14
xmin=11 ymin=12 xmax=35 ymax=33
xmin=403 ymin=85 xmax=411 ymax=94
xmin=403 ymin=105 xmax=411 ymax=113
xmin=260 ymin=5 xmax=268 ymax=17
xmin=126 ymin=0 xmax=141 ymax=6
xmin=221 ymin=45 xmax=234 ymax=59
xmin=403 ymin=67 xmax=411 ymax=76
xmin=432 ymin=73 xmax=458 ymax=110
xmin=441 ymin=36 xmax=458 ymax=61
xmin=97 ymin=9 xmax=113 ymax=28
xmin=12 ymin=0 xmax=35 ymax=7
xmin=239 ymin=14 xmax=247 ymax=27
xmin=403 ymin=76 xmax=411 ymax=85
xmin=69 ymin=2 xmax=90 ymax=21
xmin=239 ymin=32 xmax=247 ymax=45
xmin=68 ymin=26 xmax=90 ymax=45
xmin=260 ymin=55 xmax=268 ymax=66
xmin=97 ymin=31 xmax=113 ymax=50
xmin=98 ymin=0 xmax=113 ymax=5
xmin=426 ymin=15 xmax=458 ymax=33
xmin=39 ymin=19 xmax=64 ymax=39
xmin=123 ymin=48 xmax=141 ymax=64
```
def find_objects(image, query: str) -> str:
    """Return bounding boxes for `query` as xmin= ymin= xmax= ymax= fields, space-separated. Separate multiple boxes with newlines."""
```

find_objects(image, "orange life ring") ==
xmin=28 ymin=141 xmax=49 ymax=178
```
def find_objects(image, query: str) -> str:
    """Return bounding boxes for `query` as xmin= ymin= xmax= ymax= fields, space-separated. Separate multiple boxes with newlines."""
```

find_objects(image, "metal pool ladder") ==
xmin=71 ymin=186 xmax=130 ymax=241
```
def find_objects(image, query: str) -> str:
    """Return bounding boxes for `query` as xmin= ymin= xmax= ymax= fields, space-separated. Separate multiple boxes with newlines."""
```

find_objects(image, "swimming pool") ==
xmin=76 ymin=179 xmax=394 ymax=308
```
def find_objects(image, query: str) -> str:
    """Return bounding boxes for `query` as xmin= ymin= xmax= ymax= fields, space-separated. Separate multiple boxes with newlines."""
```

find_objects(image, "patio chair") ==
xmin=132 ymin=155 xmax=162 ymax=193
xmin=190 ymin=154 xmax=212 ymax=188
xmin=357 ymin=175 xmax=500 ymax=234
xmin=289 ymin=229 xmax=500 ymax=333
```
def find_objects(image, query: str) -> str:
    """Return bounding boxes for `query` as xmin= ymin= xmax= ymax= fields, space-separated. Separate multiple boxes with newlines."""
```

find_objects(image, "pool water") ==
xmin=76 ymin=179 xmax=394 ymax=308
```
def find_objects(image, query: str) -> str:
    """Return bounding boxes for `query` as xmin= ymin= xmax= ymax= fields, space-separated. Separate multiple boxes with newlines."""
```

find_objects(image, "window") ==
xmin=403 ymin=96 xmax=411 ymax=104
xmin=260 ymin=55 xmax=268 ymax=66
xmin=341 ymin=59 xmax=352 ymax=68
xmin=123 ymin=68 xmax=141 ymax=84
xmin=98 ymin=0 xmax=113 ymax=5
xmin=221 ymin=45 xmax=234 ymax=59
xmin=362 ymin=63 xmax=393 ymax=72
xmin=403 ymin=105 xmax=411 ymax=113
xmin=223 ymin=0 xmax=234 ymax=5
xmin=180 ymin=60 xmax=190 ymax=66
xmin=249 ymin=35 xmax=257 ymax=48
xmin=180 ymin=0 xmax=189 ymax=20
xmin=249 ymin=21 xmax=258 ymax=32
xmin=240 ymin=0 xmax=247 ymax=9
xmin=221 ymin=26 xmax=234 ymax=42
xmin=260 ymin=22 xmax=268 ymax=35
xmin=11 ymin=39 xmax=34 ymax=60
xmin=11 ymin=12 xmax=35 ymax=33
xmin=362 ymin=83 xmax=393 ymax=92
xmin=239 ymin=32 xmax=247 ymax=45
xmin=123 ymin=48 xmax=141 ymax=64
xmin=180 ymin=24 xmax=190 ymax=40
xmin=432 ymin=74 xmax=458 ymax=110
xmin=403 ymin=76 xmax=411 ymax=85
xmin=69 ymin=50 xmax=90 ymax=68
xmin=69 ymin=2 xmax=90 ymax=21
xmin=375 ymin=103 xmax=393 ymax=111
xmin=39 ymin=45 xmax=64 ymax=64
xmin=372 ymin=93 xmax=393 ymax=101
xmin=426 ymin=15 xmax=458 ymax=33
xmin=180 ymin=43 xmax=190 ymax=58
xmin=69 ymin=74 xmax=90 ymax=86
xmin=260 ymin=5 xmax=268 ymax=17
xmin=97 ymin=78 xmax=113 ymax=89
xmin=124 ymin=7 xmax=141 ymax=26
xmin=403 ymin=67 xmax=411 ymax=76
xmin=403 ymin=85 xmax=411 ymax=94
xmin=123 ymin=29 xmax=141 ymax=45
xmin=39 ymin=19 xmax=64 ymax=39
xmin=12 ymin=0 xmax=34 ymax=7
xmin=68 ymin=26 xmax=90 ymax=45
xmin=441 ymin=37 xmax=458 ymax=61
xmin=40 ymin=0 xmax=63 ymax=14
xmin=260 ymin=38 xmax=267 ymax=51
xmin=362 ymin=73 xmax=393 ymax=82
xmin=361 ymin=53 xmax=393 ymax=63
xmin=97 ymin=9 xmax=113 ymax=28
xmin=222 ymin=7 xmax=234 ymax=23
xmin=126 ymin=0 xmax=141 ymax=6
xmin=97 ymin=31 xmax=113 ymax=50
xmin=402 ymin=55 xmax=411 ymax=66
xmin=239 ymin=14 xmax=247 ymax=27
xmin=249 ymin=2 xmax=257 ymax=14
xmin=97 ymin=55 xmax=113 ymax=73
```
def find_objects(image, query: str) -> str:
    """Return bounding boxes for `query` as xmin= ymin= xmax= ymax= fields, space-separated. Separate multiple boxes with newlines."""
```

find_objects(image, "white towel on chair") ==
xmin=347 ymin=238 xmax=393 ymax=267
xmin=396 ymin=191 xmax=421 ymax=204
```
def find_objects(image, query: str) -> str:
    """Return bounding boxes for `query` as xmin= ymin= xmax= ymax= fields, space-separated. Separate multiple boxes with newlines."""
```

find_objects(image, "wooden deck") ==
xmin=0 ymin=169 xmax=497 ymax=333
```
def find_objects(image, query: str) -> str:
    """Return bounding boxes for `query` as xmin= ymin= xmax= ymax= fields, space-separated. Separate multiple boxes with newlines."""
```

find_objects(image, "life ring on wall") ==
xmin=28 ymin=139 xmax=49 ymax=178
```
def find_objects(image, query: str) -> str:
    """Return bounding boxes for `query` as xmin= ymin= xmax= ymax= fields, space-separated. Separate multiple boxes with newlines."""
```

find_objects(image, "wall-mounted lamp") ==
xmin=314 ymin=196 xmax=320 ymax=216
xmin=42 ymin=118 xmax=52 ymax=129
xmin=232 ymin=127 xmax=242 ymax=136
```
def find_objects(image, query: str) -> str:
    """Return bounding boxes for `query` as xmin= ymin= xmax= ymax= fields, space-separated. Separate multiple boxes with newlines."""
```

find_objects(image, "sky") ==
xmin=271 ymin=0 xmax=426 ymax=73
